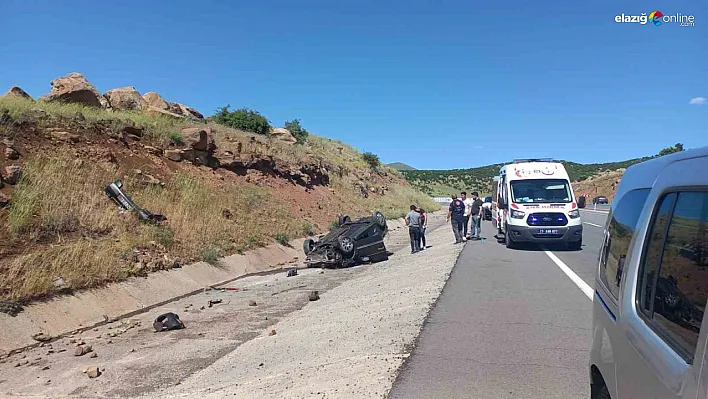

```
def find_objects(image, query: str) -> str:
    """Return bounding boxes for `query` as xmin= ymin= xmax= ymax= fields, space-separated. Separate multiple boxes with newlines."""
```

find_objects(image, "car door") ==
xmin=616 ymin=157 xmax=708 ymax=398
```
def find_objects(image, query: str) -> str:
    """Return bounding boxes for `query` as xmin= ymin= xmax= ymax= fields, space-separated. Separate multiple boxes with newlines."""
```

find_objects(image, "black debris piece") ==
xmin=153 ymin=312 xmax=185 ymax=332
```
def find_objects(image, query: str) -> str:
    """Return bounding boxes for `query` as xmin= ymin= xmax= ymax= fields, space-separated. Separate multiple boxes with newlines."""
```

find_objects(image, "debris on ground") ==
xmin=104 ymin=179 xmax=167 ymax=223
xmin=153 ymin=312 xmax=185 ymax=332
xmin=84 ymin=366 xmax=101 ymax=378
xmin=208 ymin=299 xmax=222 ymax=308
xmin=269 ymin=329 xmax=276 ymax=336
xmin=31 ymin=332 xmax=51 ymax=342
xmin=286 ymin=269 xmax=298 ymax=277
xmin=74 ymin=345 xmax=92 ymax=357
xmin=248 ymin=300 xmax=257 ymax=307
xmin=308 ymin=291 xmax=320 ymax=301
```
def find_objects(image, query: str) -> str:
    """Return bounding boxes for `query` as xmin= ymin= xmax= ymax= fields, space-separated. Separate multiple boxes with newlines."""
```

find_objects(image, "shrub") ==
xmin=284 ymin=119 xmax=309 ymax=144
xmin=168 ymin=131 xmax=184 ymax=146
xmin=212 ymin=105 xmax=271 ymax=135
xmin=329 ymin=219 xmax=340 ymax=230
xmin=273 ymin=233 xmax=290 ymax=246
xmin=201 ymin=246 xmax=220 ymax=264
xmin=362 ymin=152 xmax=381 ymax=169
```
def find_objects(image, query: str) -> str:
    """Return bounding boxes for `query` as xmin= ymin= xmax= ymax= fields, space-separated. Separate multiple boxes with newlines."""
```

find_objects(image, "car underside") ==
xmin=304 ymin=211 xmax=390 ymax=268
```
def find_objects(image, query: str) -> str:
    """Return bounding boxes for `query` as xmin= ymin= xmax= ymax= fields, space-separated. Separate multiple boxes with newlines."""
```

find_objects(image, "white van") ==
xmin=492 ymin=159 xmax=583 ymax=249
xmin=590 ymin=147 xmax=708 ymax=399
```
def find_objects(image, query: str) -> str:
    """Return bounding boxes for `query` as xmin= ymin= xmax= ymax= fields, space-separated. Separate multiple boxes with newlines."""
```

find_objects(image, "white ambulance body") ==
xmin=493 ymin=159 xmax=583 ymax=249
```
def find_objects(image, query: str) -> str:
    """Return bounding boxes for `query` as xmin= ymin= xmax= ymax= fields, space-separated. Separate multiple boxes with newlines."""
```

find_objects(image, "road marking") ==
xmin=584 ymin=221 xmax=604 ymax=228
xmin=581 ymin=209 xmax=609 ymax=215
xmin=543 ymin=250 xmax=594 ymax=300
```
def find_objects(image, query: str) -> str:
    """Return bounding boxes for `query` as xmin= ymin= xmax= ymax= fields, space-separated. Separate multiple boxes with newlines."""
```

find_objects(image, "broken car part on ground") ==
xmin=303 ymin=211 xmax=389 ymax=268
xmin=153 ymin=312 xmax=185 ymax=332
xmin=104 ymin=180 xmax=167 ymax=223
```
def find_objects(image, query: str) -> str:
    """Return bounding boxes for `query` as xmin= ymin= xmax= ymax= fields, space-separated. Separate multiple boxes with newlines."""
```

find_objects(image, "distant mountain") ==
xmin=387 ymin=162 xmax=417 ymax=171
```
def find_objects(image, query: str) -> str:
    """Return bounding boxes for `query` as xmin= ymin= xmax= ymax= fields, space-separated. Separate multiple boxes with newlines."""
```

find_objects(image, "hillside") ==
xmin=386 ymin=162 xmax=416 ymax=171
xmin=401 ymin=157 xmax=653 ymax=197
xmin=0 ymin=73 xmax=437 ymax=304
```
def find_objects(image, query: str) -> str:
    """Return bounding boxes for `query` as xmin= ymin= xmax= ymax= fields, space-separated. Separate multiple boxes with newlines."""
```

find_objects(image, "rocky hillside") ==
xmin=0 ymin=73 xmax=436 ymax=304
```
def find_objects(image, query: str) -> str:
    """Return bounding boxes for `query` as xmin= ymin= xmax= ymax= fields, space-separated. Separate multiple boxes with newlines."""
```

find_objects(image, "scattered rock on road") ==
xmin=248 ymin=300 xmax=257 ymax=307
xmin=308 ymin=291 xmax=320 ymax=301
xmin=74 ymin=345 xmax=92 ymax=356
xmin=84 ymin=366 xmax=101 ymax=378
xmin=269 ymin=330 xmax=276 ymax=336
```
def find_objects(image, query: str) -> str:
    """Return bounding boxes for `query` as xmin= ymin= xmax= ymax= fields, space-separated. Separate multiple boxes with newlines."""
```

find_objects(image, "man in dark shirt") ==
xmin=469 ymin=191 xmax=484 ymax=240
xmin=446 ymin=194 xmax=466 ymax=244
xmin=405 ymin=204 xmax=422 ymax=253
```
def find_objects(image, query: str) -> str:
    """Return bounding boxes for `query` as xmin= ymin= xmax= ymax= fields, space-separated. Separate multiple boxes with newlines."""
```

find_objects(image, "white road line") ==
xmin=543 ymin=250 xmax=594 ymax=300
xmin=581 ymin=209 xmax=609 ymax=215
xmin=584 ymin=222 xmax=604 ymax=228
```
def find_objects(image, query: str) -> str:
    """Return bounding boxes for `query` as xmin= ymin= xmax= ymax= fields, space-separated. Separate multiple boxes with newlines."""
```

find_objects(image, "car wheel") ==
xmin=505 ymin=232 xmax=517 ymax=249
xmin=303 ymin=238 xmax=316 ymax=255
xmin=338 ymin=215 xmax=351 ymax=226
xmin=567 ymin=239 xmax=582 ymax=251
xmin=338 ymin=236 xmax=355 ymax=255
xmin=373 ymin=211 xmax=387 ymax=229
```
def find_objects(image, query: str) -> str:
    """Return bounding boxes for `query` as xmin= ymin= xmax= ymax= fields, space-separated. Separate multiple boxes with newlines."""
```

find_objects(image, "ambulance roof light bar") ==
xmin=512 ymin=158 xmax=558 ymax=163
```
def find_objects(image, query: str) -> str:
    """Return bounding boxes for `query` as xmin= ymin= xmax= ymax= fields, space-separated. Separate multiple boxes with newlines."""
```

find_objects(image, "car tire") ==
xmin=303 ymin=238 xmax=316 ymax=255
xmin=568 ymin=239 xmax=582 ymax=251
xmin=373 ymin=211 xmax=387 ymax=229
xmin=338 ymin=215 xmax=351 ymax=226
xmin=505 ymin=231 xmax=517 ymax=249
xmin=338 ymin=236 xmax=355 ymax=255
xmin=591 ymin=383 xmax=611 ymax=399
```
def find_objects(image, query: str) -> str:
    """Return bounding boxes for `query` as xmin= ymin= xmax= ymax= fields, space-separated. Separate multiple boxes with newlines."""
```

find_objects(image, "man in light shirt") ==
xmin=461 ymin=191 xmax=473 ymax=241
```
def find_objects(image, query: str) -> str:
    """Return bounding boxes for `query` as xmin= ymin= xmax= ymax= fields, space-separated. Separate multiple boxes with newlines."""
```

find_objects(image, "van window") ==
xmin=637 ymin=191 xmax=708 ymax=363
xmin=510 ymin=179 xmax=571 ymax=203
xmin=599 ymin=188 xmax=651 ymax=299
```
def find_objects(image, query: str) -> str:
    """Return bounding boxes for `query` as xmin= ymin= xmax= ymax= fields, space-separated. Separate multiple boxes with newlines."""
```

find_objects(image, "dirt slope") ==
xmin=0 ymin=95 xmax=436 ymax=304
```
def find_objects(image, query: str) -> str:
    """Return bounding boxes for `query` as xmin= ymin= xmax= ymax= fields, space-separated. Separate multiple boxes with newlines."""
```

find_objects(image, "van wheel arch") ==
xmin=590 ymin=365 xmax=611 ymax=399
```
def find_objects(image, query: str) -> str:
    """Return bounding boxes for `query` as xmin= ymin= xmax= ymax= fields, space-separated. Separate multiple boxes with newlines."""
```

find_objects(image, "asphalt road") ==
xmin=389 ymin=209 xmax=609 ymax=399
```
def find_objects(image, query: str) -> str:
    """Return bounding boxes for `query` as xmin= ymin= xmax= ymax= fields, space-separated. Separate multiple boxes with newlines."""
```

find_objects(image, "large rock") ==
xmin=39 ymin=73 xmax=109 ymax=108
xmin=174 ymin=103 xmax=204 ymax=120
xmin=104 ymin=87 xmax=147 ymax=110
xmin=142 ymin=92 xmax=170 ymax=110
xmin=270 ymin=128 xmax=297 ymax=144
xmin=181 ymin=127 xmax=215 ymax=152
xmin=3 ymin=165 xmax=22 ymax=185
xmin=145 ymin=106 xmax=183 ymax=119
xmin=3 ymin=86 xmax=32 ymax=100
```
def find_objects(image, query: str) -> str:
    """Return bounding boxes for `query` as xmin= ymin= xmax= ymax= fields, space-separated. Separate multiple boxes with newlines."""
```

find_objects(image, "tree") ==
xmin=658 ymin=143 xmax=685 ymax=157
xmin=362 ymin=152 xmax=381 ymax=169
xmin=212 ymin=105 xmax=271 ymax=135
xmin=284 ymin=119 xmax=309 ymax=144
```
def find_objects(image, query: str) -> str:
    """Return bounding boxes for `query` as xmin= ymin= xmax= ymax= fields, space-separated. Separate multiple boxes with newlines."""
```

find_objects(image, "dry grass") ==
xmin=0 ymin=95 xmax=438 ymax=302
xmin=0 ymin=154 xmax=302 ymax=301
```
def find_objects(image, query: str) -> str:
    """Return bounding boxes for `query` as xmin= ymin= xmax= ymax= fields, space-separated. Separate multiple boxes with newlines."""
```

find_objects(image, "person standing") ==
xmin=418 ymin=207 xmax=428 ymax=250
xmin=470 ymin=192 xmax=484 ymax=240
xmin=461 ymin=191 xmax=472 ymax=240
xmin=446 ymin=194 xmax=466 ymax=244
xmin=405 ymin=204 xmax=422 ymax=253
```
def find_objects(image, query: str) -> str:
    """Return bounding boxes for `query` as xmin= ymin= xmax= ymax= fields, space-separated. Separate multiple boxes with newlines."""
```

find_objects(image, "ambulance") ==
xmin=492 ymin=159 xmax=583 ymax=249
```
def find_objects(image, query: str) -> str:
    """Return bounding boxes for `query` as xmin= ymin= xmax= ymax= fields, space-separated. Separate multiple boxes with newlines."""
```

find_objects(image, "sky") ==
xmin=0 ymin=0 xmax=706 ymax=170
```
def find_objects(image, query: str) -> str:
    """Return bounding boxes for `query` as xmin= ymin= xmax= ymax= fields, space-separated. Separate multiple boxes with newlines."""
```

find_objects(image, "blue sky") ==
xmin=0 ymin=0 xmax=705 ymax=170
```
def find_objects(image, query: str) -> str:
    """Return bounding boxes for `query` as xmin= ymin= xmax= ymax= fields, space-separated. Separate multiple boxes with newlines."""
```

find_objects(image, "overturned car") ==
xmin=304 ymin=211 xmax=390 ymax=268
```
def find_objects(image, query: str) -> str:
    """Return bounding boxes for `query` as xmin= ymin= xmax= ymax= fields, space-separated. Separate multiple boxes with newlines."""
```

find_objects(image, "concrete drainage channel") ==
xmin=0 ymin=214 xmax=459 ymax=397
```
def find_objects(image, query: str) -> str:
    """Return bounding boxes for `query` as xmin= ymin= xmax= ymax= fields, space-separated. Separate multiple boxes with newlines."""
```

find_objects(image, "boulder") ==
xmin=180 ymin=127 xmax=215 ymax=152
xmin=39 ymin=73 xmax=109 ymax=108
xmin=174 ymin=103 xmax=204 ymax=120
xmin=164 ymin=149 xmax=183 ymax=162
xmin=270 ymin=128 xmax=297 ymax=144
xmin=4 ymin=147 xmax=19 ymax=160
xmin=0 ymin=193 xmax=9 ymax=208
xmin=145 ymin=106 xmax=184 ymax=119
xmin=104 ymin=87 xmax=147 ymax=110
xmin=3 ymin=165 xmax=22 ymax=185
xmin=50 ymin=131 xmax=80 ymax=143
xmin=3 ymin=86 xmax=32 ymax=100
xmin=142 ymin=92 xmax=170 ymax=111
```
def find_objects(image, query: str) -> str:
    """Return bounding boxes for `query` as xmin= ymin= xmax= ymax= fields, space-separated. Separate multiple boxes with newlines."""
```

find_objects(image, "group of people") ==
xmin=446 ymin=191 xmax=484 ymax=244
xmin=404 ymin=191 xmax=484 ymax=253
xmin=404 ymin=205 xmax=428 ymax=253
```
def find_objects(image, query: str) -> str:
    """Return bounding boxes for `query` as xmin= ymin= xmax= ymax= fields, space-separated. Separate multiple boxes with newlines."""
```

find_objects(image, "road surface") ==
xmin=389 ymin=209 xmax=609 ymax=399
